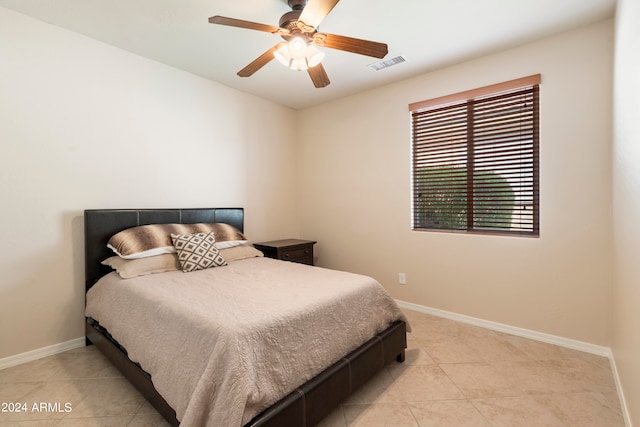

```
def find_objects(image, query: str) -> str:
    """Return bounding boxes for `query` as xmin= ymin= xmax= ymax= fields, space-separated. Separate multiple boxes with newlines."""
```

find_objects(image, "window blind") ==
xmin=411 ymin=78 xmax=539 ymax=236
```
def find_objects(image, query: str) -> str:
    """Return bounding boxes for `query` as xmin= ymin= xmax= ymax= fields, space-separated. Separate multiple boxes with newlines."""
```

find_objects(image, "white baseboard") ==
xmin=396 ymin=299 xmax=632 ymax=426
xmin=609 ymin=354 xmax=634 ymax=427
xmin=396 ymin=299 xmax=610 ymax=356
xmin=0 ymin=338 xmax=86 ymax=371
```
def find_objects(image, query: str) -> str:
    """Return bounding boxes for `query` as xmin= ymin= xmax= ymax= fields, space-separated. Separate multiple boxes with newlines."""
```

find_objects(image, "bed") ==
xmin=84 ymin=208 xmax=407 ymax=427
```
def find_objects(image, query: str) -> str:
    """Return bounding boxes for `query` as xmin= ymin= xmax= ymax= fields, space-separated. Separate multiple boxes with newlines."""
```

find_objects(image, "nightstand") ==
xmin=254 ymin=239 xmax=317 ymax=266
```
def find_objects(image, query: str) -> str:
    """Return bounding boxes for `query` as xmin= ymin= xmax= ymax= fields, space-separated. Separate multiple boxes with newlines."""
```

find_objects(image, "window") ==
xmin=410 ymin=75 xmax=540 ymax=236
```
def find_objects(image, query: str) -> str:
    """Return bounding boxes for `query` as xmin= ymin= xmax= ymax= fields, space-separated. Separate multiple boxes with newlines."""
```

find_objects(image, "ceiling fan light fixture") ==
xmin=274 ymin=43 xmax=291 ymax=66
xmin=305 ymin=44 xmax=325 ymax=68
xmin=274 ymin=37 xmax=324 ymax=71
xmin=290 ymin=57 xmax=309 ymax=71
xmin=289 ymin=37 xmax=307 ymax=58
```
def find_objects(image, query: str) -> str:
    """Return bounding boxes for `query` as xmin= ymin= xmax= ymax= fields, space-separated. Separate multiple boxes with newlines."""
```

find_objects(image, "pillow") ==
xmin=101 ymin=254 xmax=181 ymax=279
xmin=107 ymin=223 xmax=247 ymax=259
xmin=171 ymin=232 xmax=227 ymax=272
xmin=219 ymin=244 xmax=264 ymax=262
xmin=102 ymin=244 xmax=263 ymax=279
xmin=215 ymin=239 xmax=250 ymax=249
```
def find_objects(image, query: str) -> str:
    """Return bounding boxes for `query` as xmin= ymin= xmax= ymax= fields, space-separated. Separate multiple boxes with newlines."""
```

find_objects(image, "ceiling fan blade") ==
xmin=209 ymin=16 xmax=287 ymax=35
xmin=307 ymin=63 xmax=331 ymax=88
xmin=313 ymin=33 xmax=388 ymax=58
xmin=297 ymin=0 xmax=340 ymax=32
xmin=237 ymin=44 xmax=283 ymax=77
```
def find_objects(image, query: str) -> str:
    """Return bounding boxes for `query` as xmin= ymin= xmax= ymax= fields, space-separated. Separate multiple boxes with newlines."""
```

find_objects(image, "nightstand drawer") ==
xmin=281 ymin=247 xmax=313 ymax=264
xmin=254 ymin=239 xmax=317 ymax=266
xmin=282 ymin=247 xmax=313 ymax=264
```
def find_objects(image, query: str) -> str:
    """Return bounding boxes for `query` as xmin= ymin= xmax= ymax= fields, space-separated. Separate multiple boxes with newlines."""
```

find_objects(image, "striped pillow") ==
xmin=107 ymin=223 xmax=246 ymax=259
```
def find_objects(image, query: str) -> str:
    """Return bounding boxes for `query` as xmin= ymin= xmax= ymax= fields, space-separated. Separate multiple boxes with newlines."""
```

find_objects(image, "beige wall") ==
xmin=612 ymin=0 xmax=640 ymax=423
xmin=0 ymin=7 xmax=299 ymax=359
xmin=297 ymin=20 xmax=614 ymax=346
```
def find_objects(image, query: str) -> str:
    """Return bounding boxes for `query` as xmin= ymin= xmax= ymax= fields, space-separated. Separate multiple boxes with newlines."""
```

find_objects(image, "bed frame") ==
xmin=84 ymin=208 xmax=407 ymax=427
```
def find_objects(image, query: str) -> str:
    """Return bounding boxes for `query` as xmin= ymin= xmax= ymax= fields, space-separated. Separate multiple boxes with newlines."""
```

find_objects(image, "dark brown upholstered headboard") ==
xmin=84 ymin=208 xmax=244 ymax=291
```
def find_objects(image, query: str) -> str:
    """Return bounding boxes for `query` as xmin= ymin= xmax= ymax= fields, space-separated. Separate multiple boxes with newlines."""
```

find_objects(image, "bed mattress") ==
xmin=85 ymin=257 xmax=406 ymax=426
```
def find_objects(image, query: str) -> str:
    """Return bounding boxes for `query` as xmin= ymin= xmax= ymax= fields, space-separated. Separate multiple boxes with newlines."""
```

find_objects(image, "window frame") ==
xmin=409 ymin=75 xmax=540 ymax=237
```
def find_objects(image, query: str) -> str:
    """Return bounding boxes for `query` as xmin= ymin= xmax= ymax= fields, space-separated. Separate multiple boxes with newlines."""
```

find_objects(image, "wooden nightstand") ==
xmin=254 ymin=239 xmax=317 ymax=266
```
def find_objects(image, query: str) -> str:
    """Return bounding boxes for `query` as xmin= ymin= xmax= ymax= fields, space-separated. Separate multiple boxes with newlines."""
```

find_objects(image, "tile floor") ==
xmin=0 ymin=309 xmax=625 ymax=426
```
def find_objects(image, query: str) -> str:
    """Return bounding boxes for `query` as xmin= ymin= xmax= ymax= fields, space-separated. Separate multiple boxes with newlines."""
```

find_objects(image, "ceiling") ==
xmin=1 ymin=0 xmax=616 ymax=109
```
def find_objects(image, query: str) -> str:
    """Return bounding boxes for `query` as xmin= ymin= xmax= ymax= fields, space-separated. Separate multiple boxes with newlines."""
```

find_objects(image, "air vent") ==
xmin=369 ymin=55 xmax=407 ymax=71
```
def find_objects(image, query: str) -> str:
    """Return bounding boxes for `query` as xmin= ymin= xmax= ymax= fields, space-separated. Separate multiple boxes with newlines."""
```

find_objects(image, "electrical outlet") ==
xmin=399 ymin=273 xmax=407 ymax=285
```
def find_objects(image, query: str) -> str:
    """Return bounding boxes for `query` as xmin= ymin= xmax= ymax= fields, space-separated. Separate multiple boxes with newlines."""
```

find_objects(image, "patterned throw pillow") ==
xmin=170 ymin=232 xmax=227 ymax=272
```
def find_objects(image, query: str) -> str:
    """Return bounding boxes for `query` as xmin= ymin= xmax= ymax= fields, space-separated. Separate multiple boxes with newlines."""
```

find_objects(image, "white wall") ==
xmin=297 ymin=20 xmax=614 ymax=346
xmin=612 ymin=0 xmax=640 ymax=423
xmin=0 ymin=7 xmax=299 ymax=359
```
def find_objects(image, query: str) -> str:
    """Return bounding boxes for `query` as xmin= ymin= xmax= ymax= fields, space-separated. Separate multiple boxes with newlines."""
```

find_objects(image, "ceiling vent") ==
xmin=369 ymin=55 xmax=407 ymax=71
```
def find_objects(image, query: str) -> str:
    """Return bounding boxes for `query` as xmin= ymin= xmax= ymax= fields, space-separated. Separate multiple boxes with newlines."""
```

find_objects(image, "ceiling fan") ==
xmin=209 ymin=0 xmax=388 ymax=88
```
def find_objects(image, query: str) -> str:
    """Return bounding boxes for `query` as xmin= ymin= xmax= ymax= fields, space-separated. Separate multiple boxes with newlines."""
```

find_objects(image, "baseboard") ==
xmin=0 ymin=338 xmax=86 ymax=371
xmin=396 ymin=299 xmax=611 ymax=357
xmin=609 ymin=354 xmax=634 ymax=427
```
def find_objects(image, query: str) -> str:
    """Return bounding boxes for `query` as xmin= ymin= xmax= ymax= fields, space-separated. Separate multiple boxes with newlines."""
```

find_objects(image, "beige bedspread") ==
xmin=85 ymin=257 xmax=406 ymax=426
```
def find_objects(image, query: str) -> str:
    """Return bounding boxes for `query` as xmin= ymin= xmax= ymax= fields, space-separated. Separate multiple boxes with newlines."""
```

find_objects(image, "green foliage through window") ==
xmin=414 ymin=166 xmax=515 ymax=231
